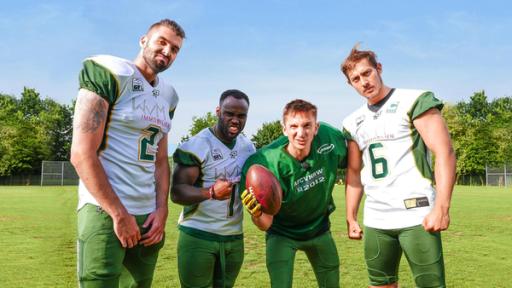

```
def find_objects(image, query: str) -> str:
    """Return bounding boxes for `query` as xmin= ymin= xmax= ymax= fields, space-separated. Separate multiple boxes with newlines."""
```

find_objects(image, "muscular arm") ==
xmin=345 ymin=140 xmax=364 ymax=239
xmin=140 ymin=136 xmax=170 ymax=246
xmin=413 ymin=108 xmax=456 ymax=232
xmin=70 ymin=89 xmax=140 ymax=248
xmin=171 ymin=164 xmax=234 ymax=206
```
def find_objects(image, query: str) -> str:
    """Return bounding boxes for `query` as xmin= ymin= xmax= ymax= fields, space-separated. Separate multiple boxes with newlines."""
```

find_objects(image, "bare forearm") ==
xmin=154 ymin=161 xmax=170 ymax=210
xmin=433 ymin=149 xmax=456 ymax=212
xmin=72 ymin=153 xmax=127 ymax=218
xmin=251 ymin=213 xmax=273 ymax=231
xmin=171 ymin=184 xmax=210 ymax=205
xmin=345 ymin=185 xmax=363 ymax=222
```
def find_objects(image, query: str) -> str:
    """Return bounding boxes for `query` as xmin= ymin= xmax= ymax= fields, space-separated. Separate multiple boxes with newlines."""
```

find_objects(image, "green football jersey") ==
xmin=241 ymin=122 xmax=347 ymax=240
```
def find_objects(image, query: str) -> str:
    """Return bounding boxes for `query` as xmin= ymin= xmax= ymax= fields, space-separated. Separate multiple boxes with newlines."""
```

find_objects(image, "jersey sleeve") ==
xmin=79 ymin=59 xmax=119 ymax=104
xmin=319 ymin=122 xmax=348 ymax=169
xmin=168 ymin=86 xmax=179 ymax=120
xmin=408 ymin=91 xmax=444 ymax=120
xmin=172 ymin=135 xmax=208 ymax=167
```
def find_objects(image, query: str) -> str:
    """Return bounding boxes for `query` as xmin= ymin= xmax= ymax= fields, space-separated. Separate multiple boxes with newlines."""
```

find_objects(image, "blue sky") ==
xmin=1 ymin=0 xmax=511 ymax=148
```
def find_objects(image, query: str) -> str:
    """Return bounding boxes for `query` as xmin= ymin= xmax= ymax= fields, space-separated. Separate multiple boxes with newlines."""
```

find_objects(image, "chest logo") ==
xmin=317 ymin=143 xmax=335 ymax=154
xmin=212 ymin=148 xmax=223 ymax=161
xmin=132 ymin=78 xmax=144 ymax=92
xmin=386 ymin=101 xmax=400 ymax=113
xmin=230 ymin=150 xmax=238 ymax=159
xmin=152 ymin=89 xmax=160 ymax=98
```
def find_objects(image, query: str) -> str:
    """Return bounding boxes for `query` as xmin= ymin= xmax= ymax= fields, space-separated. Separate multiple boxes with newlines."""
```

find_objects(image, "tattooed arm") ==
xmin=70 ymin=89 xmax=141 ymax=248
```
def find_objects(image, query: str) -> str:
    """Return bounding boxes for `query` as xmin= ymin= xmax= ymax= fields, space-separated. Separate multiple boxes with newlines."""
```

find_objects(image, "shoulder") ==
xmin=342 ymin=104 xmax=367 ymax=132
xmin=395 ymin=88 xmax=443 ymax=119
xmin=83 ymin=55 xmax=135 ymax=78
xmin=236 ymin=134 xmax=256 ymax=152
xmin=173 ymin=129 xmax=211 ymax=166
xmin=158 ymin=79 xmax=179 ymax=109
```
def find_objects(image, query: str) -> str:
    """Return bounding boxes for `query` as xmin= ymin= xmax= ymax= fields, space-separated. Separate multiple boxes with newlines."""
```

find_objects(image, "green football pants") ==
xmin=364 ymin=225 xmax=445 ymax=287
xmin=177 ymin=231 xmax=244 ymax=288
xmin=77 ymin=204 xmax=164 ymax=288
xmin=266 ymin=231 xmax=340 ymax=288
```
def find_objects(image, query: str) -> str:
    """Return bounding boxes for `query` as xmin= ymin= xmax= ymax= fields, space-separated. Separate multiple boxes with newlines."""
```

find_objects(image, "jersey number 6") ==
xmin=369 ymin=142 xmax=388 ymax=179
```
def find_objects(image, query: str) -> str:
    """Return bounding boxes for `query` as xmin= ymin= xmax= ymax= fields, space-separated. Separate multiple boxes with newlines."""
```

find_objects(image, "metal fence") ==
xmin=40 ymin=161 xmax=79 ymax=186
xmin=486 ymin=164 xmax=511 ymax=187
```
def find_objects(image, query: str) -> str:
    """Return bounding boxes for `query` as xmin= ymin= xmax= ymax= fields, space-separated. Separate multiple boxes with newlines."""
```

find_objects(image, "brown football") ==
xmin=245 ymin=164 xmax=282 ymax=215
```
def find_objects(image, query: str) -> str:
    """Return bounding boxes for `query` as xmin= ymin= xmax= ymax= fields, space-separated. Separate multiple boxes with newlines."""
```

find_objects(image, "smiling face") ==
xmin=347 ymin=58 xmax=386 ymax=104
xmin=215 ymin=96 xmax=249 ymax=143
xmin=140 ymin=25 xmax=183 ymax=74
xmin=283 ymin=111 xmax=319 ymax=159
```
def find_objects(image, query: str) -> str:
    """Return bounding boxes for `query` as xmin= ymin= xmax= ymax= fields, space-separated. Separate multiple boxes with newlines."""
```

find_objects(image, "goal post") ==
xmin=40 ymin=161 xmax=79 ymax=186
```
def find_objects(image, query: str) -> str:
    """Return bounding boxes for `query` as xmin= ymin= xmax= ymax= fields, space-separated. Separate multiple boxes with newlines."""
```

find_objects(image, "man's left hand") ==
xmin=140 ymin=207 xmax=168 ymax=246
xmin=422 ymin=209 xmax=450 ymax=232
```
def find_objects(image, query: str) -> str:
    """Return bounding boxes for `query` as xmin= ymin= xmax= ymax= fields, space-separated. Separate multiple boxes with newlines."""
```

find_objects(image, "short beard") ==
xmin=143 ymin=49 xmax=170 ymax=74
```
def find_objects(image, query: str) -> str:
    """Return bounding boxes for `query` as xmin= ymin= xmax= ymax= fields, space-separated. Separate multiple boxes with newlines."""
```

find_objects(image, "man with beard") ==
xmin=171 ymin=89 xmax=255 ymax=288
xmin=71 ymin=19 xmax=185 ymax=287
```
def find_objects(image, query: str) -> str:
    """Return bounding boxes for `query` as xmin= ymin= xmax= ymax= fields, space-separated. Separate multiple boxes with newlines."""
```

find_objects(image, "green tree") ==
xmin=0 ymin=88 xmax=73 ymax=176
xmin=180 ymin=112 xmax=218 ymax=143
xmin=251 ymin=120 xmax=282 ymax=149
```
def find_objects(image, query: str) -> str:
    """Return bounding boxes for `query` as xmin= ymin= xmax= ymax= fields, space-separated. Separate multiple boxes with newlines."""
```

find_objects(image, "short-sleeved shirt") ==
xmin=342 ymin=88 xmax=443 ymax=229
xmin=241 ymin=122 xmax=347 ymax=241
xmin=173 ymin=128 xmax=256 ymax=240
xmin=77 ymin=55 xmax=178 ymax=215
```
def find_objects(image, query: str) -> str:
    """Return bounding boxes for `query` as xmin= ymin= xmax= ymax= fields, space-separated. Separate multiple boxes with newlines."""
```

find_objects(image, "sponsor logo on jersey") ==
xmin=294 ymin=168 xmax=325 ymax=193
xmin=373 ymin=110 xmax=382 ymax=120
xmin=230 ymin=150 xmax=238 ymax=159
xmin=403 ymin=197 xmax=430 ymax=209
xmin=386 ymin=102 xmax=400 ymax=113
xmin=212 ymin=148 xmax=223 ymax=161
xmin=317 ymin=143 xmax=335 ymax=154
xmin=152 ymin=89 xmax=160 ymax=97
xmin=132 ymin=78 xmax=144 ymax=92
xmin=132 ymin=98 xmax=167 ymax=119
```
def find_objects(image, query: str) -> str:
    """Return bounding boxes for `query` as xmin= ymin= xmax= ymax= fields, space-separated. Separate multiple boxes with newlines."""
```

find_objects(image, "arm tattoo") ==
xmin=74 ymin=93 xmax=108 ymax=133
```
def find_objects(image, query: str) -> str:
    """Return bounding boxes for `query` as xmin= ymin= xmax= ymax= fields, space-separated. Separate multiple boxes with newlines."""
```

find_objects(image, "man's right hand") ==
xmin=210 ymin=178 xmax=234 ymax=200
xmin=113 ymin=213 xmax=141 ymax=248
xmin=347 ymin=220 xmax=363 ymax=240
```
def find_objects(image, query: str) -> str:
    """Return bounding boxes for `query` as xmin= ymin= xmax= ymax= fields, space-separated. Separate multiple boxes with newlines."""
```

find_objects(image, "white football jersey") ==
xmin=343 ymin=88 xmax=443 ymax=229
xmin=173 ymin=128 xmax=256 ymax=237
xmin=77 ymin=55 xmax=178 ymax=215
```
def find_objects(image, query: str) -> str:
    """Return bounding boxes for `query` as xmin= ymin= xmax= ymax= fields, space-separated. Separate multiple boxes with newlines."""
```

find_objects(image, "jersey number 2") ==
xmin=139 ymin=125 xmax=161 ymax=161
xmin=369 ymin=143 xmax=388 ymax=179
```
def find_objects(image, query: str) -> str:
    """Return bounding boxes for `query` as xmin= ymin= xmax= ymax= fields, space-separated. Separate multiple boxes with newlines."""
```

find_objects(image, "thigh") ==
xmin=266 ymin=233 xmax=298 ymax=288
xmin=304 ymin=231 xmax=340 ymax=288
xmin=178 ymin=231 xmax=218 ymax=288
xmin=364 ymin=226 xmax=402 ymax=286
xmin=213 ymin=239 xmax=244 ymax=288
xmin=77 ymin=204 xmax=125 ymax=288
xmin=399 ymin=225 xmax=445 ymax=288
xmin=121 ymin=232 xmax=165 ymax=288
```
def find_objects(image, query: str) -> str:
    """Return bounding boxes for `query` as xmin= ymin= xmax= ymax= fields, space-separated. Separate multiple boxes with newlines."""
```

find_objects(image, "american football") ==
xmin=245 ymin=164 xmax=283 ymax=215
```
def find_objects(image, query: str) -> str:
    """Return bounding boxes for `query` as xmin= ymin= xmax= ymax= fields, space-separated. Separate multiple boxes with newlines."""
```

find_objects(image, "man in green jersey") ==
xmin=241 ymin=99 xmax=347 ymax=288
xmin=71 ymin=19 xmax=185 ymax=287
xmin=171 ymin=89 xmax=255 ymax=288
xmin=341 ymin=45 xmax=456 ymax=288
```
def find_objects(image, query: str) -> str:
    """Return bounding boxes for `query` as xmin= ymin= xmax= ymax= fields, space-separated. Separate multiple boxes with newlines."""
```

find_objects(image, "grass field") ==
xmin=0 ymin=185 xmax=511 ymax=287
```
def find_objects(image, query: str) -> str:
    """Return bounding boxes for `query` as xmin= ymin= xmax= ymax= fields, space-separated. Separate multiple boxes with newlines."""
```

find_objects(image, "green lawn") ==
xmin=0 ymin=185 xmax=510 ymax=287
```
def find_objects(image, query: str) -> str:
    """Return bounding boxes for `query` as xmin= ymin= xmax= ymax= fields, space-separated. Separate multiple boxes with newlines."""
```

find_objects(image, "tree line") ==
xmin=1 ymin=88 xmax=510 ymax=185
